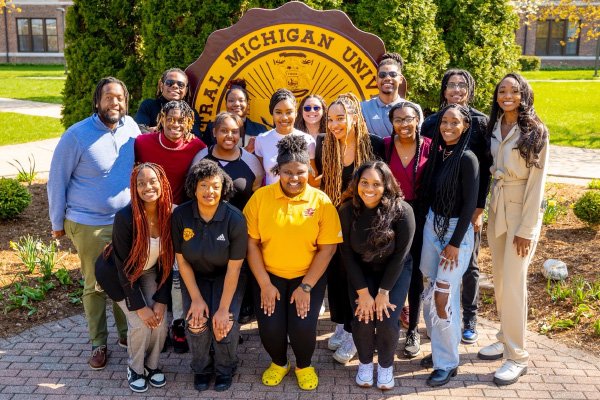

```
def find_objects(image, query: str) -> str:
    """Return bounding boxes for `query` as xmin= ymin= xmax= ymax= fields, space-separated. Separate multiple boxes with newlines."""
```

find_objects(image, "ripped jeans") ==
xmin=420 ymin=209 xmax=474 ymax=371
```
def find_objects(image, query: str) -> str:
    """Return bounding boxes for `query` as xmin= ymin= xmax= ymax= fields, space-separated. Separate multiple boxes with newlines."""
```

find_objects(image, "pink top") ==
xmin=384 ymin=136 xmax=432 ymax=201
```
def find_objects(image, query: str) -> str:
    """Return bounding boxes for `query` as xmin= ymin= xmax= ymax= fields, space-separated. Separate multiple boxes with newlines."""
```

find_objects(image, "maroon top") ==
xmin=384 ymin=136 xmax=432 ymax=201
xmin=135 ymin=132 xmax=206 ymax=204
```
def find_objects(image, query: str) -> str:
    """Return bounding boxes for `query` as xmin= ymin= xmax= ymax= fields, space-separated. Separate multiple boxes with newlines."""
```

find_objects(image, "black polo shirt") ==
xmin=172 ymin=200 xmax=248 ymax=278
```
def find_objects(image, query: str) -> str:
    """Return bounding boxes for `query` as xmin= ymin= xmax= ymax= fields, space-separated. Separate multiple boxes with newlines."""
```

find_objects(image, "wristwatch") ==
xmin=299 ymin=283 xmax=313 ymax=293
xmin=378 ymin=288 xmax=390 ymax=296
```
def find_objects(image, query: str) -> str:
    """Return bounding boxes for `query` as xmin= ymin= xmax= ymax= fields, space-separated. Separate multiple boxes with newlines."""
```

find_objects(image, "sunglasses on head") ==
xmin=378 ymin=71 xmax=400 ymax=79
xmin=164 ymin=79 xmax=186 ymax=89
xmin=303 ymin=105 xmax=322 ymax=112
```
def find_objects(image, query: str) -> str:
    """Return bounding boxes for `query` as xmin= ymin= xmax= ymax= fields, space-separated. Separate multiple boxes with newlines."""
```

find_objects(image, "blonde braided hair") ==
xmin=322 ymin=92 xmax=374 ymax=206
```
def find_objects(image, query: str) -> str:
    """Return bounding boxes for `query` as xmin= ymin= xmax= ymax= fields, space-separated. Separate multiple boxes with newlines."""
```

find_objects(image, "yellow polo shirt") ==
xmin=243 ymin=182 xmax=343 ymax=279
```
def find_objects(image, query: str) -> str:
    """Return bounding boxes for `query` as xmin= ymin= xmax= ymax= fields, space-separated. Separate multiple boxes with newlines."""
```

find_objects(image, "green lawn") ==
xmin=527 ymin=80 xmax=600 ymax=148
xmin=0 ymin=64 xmax=65 ymax=104
xmin=522 ymin=69 xmax=600 ymax=81
xmin=0 ymin=112 xmax=64 ymax=146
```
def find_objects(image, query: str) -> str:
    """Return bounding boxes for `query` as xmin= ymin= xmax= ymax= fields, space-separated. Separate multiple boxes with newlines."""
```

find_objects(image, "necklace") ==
xmin=158 ymin=132 xmax=186 ymax=151
xmin=442 ymin=149 xmax=453 ymax=161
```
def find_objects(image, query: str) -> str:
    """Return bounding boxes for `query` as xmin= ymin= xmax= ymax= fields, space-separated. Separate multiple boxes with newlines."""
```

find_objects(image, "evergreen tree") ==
xmin=434 ymin=0 xmax=521 ymax=111
xmin=344 ymin=0 xmax=449 ymax=112
xmin=62 ymin=0 xmax=142 ymax=128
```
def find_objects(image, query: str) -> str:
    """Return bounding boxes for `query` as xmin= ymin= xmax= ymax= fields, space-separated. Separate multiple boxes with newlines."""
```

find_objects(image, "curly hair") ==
xmin=387 ymin=101 xmax=422 ymax=196
xmin=378 ymin=52 xmax=404 ymax=73
xmin=438 ymin=69 xmax=476 ymax=108
xmin=155 ymin=68 xmax=190 ymax=103
xmin=294 ymin=94 xmax=327 ymax=134
xmin=419 ymin=104 xmax=472 ymax=244
xmin=185 ymin=159 xmax=235 ymax=202
xmin=269 ymin=88 xmax=296 ymax=115
xmin=92 ymin=76 xmax=129 ymax=115
xmin=322 ymin=93 xmax=374 ymax=206
xmin=487 ymin=73 xmax=548 ymax=168
xmin=156 ymin=100 xmax=195 ymax=141
xmin=125 ymin=163 xmax=174 ymax=287
xmin=344 ymin=161 xmax=405 ymax=262
xmin=271 ymin=134 xmax=311 ymax=176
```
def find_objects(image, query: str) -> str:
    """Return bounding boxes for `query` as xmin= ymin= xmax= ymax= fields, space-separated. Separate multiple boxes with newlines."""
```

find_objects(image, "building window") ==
xmin=535 ymin=19 xmax=579 ymax=56
xmin=16 ymin=18 xmax=59 ymax=53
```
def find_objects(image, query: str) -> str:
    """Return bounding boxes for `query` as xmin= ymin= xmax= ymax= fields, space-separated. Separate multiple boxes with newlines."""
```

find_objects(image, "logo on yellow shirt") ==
xmin=183 ymin=228 xmax=195 ymax=241
xmin=303 ymin=207 xmax=315 ymax=217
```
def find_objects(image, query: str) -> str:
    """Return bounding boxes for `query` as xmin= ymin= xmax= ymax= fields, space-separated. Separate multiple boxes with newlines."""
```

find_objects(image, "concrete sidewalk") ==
xmin=0 ymin=98 xmax=62 ymax=119
xmin=0 ymin=312 xmax=599 ymax=400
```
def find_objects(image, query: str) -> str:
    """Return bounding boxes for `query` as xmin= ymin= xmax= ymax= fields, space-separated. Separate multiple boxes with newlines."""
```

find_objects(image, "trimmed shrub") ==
xmin=519 ymin=56 xmax=541 ymax=71
xmin=0 ymin=178 xmax=32 ymax=220
xmin=434 ymin=0 xmax=522 ymax=113
xmin=573 ymin=190 xmax=600 ymax=225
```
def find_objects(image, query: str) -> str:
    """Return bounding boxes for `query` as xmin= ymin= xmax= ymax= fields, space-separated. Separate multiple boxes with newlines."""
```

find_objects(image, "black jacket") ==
xmin=95 ymin=204 xmax=172 ymax=311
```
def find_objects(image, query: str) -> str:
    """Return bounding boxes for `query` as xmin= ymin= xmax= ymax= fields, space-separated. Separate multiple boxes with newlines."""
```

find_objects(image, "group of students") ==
xmin=90 ymin=55 xmax=548 ymax=393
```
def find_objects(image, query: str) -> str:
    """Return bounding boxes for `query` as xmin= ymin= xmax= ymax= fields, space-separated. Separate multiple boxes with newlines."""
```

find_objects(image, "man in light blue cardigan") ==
xmin=48 ymin=77 xmax=140 ymax=370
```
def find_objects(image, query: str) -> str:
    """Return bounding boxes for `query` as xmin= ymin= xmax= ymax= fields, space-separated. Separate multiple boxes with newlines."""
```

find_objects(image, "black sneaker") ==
xmin=127 ymin=367 xmax=148 ymax=393
xmin=144 ymin=366 xmax=166 ymax=388
xmin=171 ymin=319 xmax=189 ymax=354
xmin=403 ymin=330 xmax=421 ymax=358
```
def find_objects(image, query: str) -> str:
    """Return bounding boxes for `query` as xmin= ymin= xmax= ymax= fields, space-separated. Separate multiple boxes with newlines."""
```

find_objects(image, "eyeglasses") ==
xmin=303 ymin=105 xmax=322 ymax=112
xmin=392 ymin=116 xmax=417 ymax=125
xmin=447 ymin=82 xmax=468 ymax=90
xmin=378 ymin=71 xmax=400 ymax=79
xmin=164 ymin=79 xmax=186 ymax=89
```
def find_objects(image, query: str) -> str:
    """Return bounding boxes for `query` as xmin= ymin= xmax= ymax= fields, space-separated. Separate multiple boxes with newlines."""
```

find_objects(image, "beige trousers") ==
xmin=487 ymin=185 xmax=541 ymax=365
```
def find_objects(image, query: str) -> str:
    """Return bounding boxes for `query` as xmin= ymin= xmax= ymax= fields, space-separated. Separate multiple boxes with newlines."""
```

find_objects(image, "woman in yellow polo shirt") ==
xmin=243 ymin=134 xmax=342 ymax=391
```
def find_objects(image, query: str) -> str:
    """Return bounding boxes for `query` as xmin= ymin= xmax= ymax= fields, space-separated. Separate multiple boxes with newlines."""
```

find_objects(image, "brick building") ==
xmin=0 ymin=0 xmax=72 ymax=64
xmin=515 ymin=15 xmax=598 ymax=68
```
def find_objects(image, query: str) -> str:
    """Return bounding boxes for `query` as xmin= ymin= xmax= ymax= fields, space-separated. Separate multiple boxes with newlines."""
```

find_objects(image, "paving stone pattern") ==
xmin=1 ymin=311 xmax=599 ymax=400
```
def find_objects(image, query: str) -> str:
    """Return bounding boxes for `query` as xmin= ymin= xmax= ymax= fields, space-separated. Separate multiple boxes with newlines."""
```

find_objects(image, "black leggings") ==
xmin=252 ymin=273 xmax=326 ymax=369
xmin=407 ymin=222 xmax=424 ymax=332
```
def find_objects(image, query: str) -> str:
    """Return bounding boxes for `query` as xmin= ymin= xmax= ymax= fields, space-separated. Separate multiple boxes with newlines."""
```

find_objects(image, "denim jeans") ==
xmin=181 ymin=271 xmax=246 ymax=377
xmin=420 ymin=209 xmax=474 ymax=371
xmin=461 ymin=230 xmax=481 ymax=328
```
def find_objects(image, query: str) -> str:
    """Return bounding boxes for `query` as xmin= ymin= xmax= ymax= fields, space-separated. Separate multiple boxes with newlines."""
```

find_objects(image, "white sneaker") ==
xmin=328 ymin=324 xmax=345 ymax=350
xmin=355 ymin=362 xmax=373 ymax=387
xmin=376 ymin=364 xmax=395 ymax=390
xmin=332 ymin=332 xmax=357 ymax=364
xmin=494 ymin=360 xmax=527 ymax=386
xmin=478 ymin=341 xmax=504 ymax=360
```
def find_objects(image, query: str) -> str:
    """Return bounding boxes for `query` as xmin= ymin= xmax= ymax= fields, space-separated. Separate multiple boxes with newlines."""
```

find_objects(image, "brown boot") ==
xmin=89 ymin=345 xmax=107 ymax=370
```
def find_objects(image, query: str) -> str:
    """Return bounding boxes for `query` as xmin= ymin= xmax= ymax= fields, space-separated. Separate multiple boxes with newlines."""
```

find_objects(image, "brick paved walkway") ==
xmin=1 ymin=311 xmax=599 ymax=400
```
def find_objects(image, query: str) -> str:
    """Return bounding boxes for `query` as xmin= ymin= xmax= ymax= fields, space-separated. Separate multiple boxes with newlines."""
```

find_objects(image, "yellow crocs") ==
xmin=262 ymin=362 xmax=290 ymax=386
xmin=295 ymin=366 xmax=318 ymax=390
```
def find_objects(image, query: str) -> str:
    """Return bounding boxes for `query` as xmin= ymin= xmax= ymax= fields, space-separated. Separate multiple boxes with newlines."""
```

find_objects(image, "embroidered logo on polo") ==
xmin=183 ymin=228 xmax=194 ymax=241
xmin=303 ymin=207 xmax=315 ymax=217
xmin=216 ymin=234 xmax=226 ymax=241
xmin=186 ymin=2 xmax=386 ymax=132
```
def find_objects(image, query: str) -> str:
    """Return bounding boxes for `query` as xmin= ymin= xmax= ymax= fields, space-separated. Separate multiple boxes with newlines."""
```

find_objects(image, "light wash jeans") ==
xmin=420 ymin=209 xmax=474 ymax=371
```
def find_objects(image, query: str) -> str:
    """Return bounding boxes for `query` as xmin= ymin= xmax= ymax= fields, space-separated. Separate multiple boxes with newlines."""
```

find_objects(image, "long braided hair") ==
xmin=322 ymin=93 xmax=374 ymax=206
xmin=156 ymin=100 xmax=195 ymax=142
xmin=487 ymin=73 xmax=548 ymax=168
xmin=155 ymin=68 xmax=191 ymax=104
xmin=125 ymin=163 xmax=174 ymax=287
xmin=387 ymin=101 xmax=422 ymax=197
xmin=419 ymin=104 xmax=472 ymax=244
xmin=92 ymin=77 xmax=129 ymax=115
xmin=345 ymin=161 xmax=405 ymax=262
xmin=294 ymin=94 xmax=327 ymax=134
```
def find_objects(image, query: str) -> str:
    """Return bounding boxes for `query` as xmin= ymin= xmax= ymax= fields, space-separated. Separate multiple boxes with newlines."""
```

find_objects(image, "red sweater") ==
xmin=135 ymin=132 xmax=206 ymax=204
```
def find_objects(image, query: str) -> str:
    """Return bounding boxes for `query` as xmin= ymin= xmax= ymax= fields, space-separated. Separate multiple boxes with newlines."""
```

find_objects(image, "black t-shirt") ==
xmin=338 ymin=200 xmax=415 ymax=291
xmin=171 ymin=200 xmax=248 ymax=278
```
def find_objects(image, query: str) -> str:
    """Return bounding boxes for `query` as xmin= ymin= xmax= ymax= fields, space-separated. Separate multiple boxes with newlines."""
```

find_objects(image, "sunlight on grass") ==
xmin=0 ymin=65 xmax=65 ymax=104
xmin=523 ymin=69 xmax=600 ymax=81
xmin=529 ymin=81 xmax=600 ymax=149
xmin=0 ymin=112 xmax=64 ymax=146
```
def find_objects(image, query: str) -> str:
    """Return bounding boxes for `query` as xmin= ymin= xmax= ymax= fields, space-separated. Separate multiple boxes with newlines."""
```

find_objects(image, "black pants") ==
xmin=181 ymin=271 xmax=246 ymax=377
xmin=461 ymin=230 xmax=481 ymax=328
xmin=252 ymin=273 xmax=326 ymax=369
xmin=327 ymin=249 xmax=353 ymax=332
xmin=350 ymin=256 xmax=412 ymax=368
xmin=407 ymin=222 xmax=424 ymax=333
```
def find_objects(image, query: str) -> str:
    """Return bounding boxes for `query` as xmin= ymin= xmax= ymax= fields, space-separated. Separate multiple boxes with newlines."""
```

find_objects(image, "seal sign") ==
xmin=186 ymin=1 xmax=390 ymax=131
